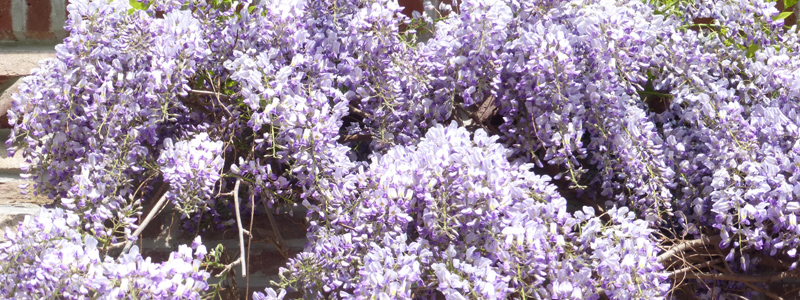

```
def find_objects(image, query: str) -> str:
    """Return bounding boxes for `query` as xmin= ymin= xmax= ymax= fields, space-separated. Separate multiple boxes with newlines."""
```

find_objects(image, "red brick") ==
xmin=26 ymin=0 xmax=54 ymax=39
xmin=0 ymin=114 xmax=10 ymax=129
xmin=0 ymin=75 xmax=12 ymax=87
xmin=398 ymin=0 xmax=423 ymax=17
xmin=0 ymin=0 xmax=13 ymax=40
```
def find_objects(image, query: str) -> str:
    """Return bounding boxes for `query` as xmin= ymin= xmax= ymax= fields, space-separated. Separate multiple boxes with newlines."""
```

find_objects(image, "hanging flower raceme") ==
xmin=8 ymin=0 xmax=209 ymax=237
xmin=158 ymin=132 xmax=224 ymax=215
xmin=0 ymin=209 xmax=211 ymax=299
xmin=273 ymin=123 xmax=666 ymax=299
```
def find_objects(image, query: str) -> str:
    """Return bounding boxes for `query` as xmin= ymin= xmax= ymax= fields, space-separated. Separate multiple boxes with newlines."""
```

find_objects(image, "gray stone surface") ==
xmin=0 ymin=129 xmax=24 ymax=164
xmin=0 ymin=45 xmax=56 ymax=129
xmin=0 ymin=204 xmax=42 ymax=241
xmin=0 ymin=45 xmax=56 ymax=77
xmin=0 ymin=127 xmax=46 ymax=239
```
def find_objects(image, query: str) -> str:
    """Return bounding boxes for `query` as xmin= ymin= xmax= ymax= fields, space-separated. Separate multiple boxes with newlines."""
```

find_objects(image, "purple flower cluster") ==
xmin=0 ymin=209 xmax=210 ymax=299
xmin=158 ymin=132 xmax=224 ymax=214
xmin=8 ymin=0 xmax=208 ymax=236
xmin=573 ymin=207 xmax=669 ymax=299
xmin=7 ymin=0 xmax=800 ymax=297
xmin=635 ymin=0 xmax=800 ymax=296
xmin=273 ymin=123 xmax=665 ymax=298
xmin=327 ymin=0 xmax=436 ymax=149
xmin=416 ymin=0 xmax=679 ymax=220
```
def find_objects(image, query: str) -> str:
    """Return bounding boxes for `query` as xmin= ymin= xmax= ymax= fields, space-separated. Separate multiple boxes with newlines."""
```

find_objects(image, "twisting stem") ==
xmin=233 ymin=179 xmax=247 ymax=277
xmin=667 ymin=258 xmax=723 ymax=279
xmin=658 ymin=235 xmax=722 ymax=264
xmin=716 ymin=253 xmax=785 ymax=300
xmin=122 ymin=190 xmax=169 ymax=255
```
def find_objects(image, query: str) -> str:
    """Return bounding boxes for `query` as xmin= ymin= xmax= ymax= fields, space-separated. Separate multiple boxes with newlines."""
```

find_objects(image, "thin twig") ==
xmin=742 ymin=282 xmax=783 ymax=300
xmin=233 ymin=179 xmax=247 ymax=277
xmin=658 ymin=235 xmax=722 ymax=264
xmin=122 ymin=191 xmax=170 ymax=254
xmin=246 ymin=193 xmax=255 ymax=299
xmin=715 ymin=250 xmax=785 ymax=300
xmin=262 ymin=192 xmax=290 ymax=259
xmin=265 ymin=204 xmax=290 ymax=258
xmin=189 ymin=89 xmax=231 ymax=99
xmin=179 ymin=96 xmax=213 ymax=115
xmin=217 ymin=257 xmax=242 ymax=278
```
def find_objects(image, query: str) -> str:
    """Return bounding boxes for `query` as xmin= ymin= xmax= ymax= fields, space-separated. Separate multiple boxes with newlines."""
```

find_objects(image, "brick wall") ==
xmin=0 ymin=0 xmax=432 ymax=42
xmin=0 ymin=0 xmax=67 ymax=41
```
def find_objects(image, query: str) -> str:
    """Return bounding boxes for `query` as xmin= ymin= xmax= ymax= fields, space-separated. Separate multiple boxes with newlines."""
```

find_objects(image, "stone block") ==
xmin=0 ymin=47 xmax=56 ymax=77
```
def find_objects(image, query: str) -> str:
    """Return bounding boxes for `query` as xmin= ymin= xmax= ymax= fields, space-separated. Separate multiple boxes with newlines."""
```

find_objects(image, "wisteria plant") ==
xmin=4 ymin=0 xmax=800 ymax=298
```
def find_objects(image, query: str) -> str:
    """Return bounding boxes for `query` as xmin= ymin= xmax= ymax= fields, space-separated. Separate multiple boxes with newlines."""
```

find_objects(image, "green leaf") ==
xmin=746 ymin=44 xmax=760 ymax=58
xmin=129 ymin=0 xmax=150 ymax=11
xmin=786 ymin=0 xmax=799 ymax=8
xmin=774 ymin=11 xmax=793 ymax=20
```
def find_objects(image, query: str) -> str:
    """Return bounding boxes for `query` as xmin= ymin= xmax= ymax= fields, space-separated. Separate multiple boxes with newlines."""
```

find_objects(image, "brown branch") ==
xmin=714 ymin=251 xmax=785 ymax=300
xmin=668 ymin=258 xmax=724 ymax=280
xmin=666 ymin=252 xmax=721 ymax=270
xmin=658 ymin=235 xmax=723 ymax=264
xmin=676 ymin=271 xmax=800 ymax=283
xmin=475 ymin=95 xmax=498 ymax=124
xmin=212 ymin=77 xmax=235 ymax=119
xmin=348 ymin=105 xmax=372 ymax=119
xmin=742 ymin=282 xmax=783 ymax=300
